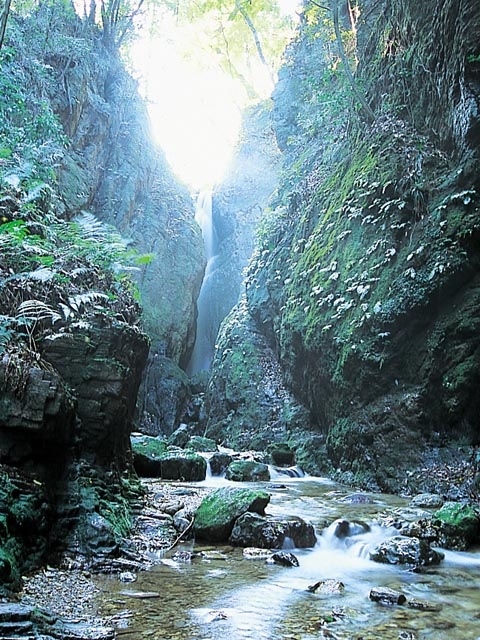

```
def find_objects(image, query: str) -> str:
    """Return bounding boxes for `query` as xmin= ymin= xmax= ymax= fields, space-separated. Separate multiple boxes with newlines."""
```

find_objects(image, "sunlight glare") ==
xmin=131 ymin=29 xmax=243 ymax=192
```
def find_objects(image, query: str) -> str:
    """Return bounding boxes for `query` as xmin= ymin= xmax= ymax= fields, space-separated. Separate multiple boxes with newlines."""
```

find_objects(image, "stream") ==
xmin=95 ymin=472 xmax=480 ymax=640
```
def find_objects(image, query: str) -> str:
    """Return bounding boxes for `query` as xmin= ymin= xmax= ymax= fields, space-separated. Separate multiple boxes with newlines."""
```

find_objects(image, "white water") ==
xmin=97 ymin=474 xmax=480 ymax=639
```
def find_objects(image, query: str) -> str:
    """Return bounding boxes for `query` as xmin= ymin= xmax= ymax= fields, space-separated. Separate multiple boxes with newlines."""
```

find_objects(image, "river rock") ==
xmin=432 ymin=501 xmax=480 ymax=550
xmin=209 ymin=452 xmax=233 ymax=475
xmin=131 ymin=436 xmax=207 ymax=480
xmin=410 ymin=493 xmax=444 ymax=509
xmin=173 ymin=508 xmax=194 ymax=533
xmin=407 ymin=598 xmax=442 ymax=611
xmin=332 ymin=518 xmax=371 ymax=538
xmin=308 ymin=579 xmax=345 ymax=595
xmin=269 ymin=551 xmax=299 ymax=567
xmin=194 ymin=487 xmax=270 ymax=542
xmin=225 ymin=460 xmax=270 ymax=482
xmin=370 ymin=536 xmax=444 ymax=566
xmin=267 ymin=442 xmax=295 ymax=466
xmin=0 ymin=602 xmax=115 ymax=639
xmin=229 ymin=512 xmax=316 ymax=548
xmin=243 ymin=547 xmax=273 ymax=559
xmin=369 ymin=586 xmax=406 ymax=605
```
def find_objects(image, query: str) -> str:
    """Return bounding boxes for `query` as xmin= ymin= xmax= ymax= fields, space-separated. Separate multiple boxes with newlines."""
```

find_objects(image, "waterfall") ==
xmin=187 ymin=191 xmax=218 ymax=375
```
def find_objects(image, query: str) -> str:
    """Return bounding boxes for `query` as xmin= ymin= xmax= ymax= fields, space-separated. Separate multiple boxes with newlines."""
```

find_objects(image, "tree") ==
xmin=0 ymin=0 xmax=12 ymax=51
xmin=99 ymin=0 xmax=146 ymax=48
xmin=308 ymin=0 xmax=374 ymax=122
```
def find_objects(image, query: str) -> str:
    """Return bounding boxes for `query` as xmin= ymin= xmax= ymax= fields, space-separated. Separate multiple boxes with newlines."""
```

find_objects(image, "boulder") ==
xmin=370 ymin=536 xmax=444 ymax=567
xmin=209 ymin=452 xmax=233 ymax=476
xmin=131 ymin=435 xmax=206 ymax=480
xmin=194 ymin=487 xmax=270 ymax=542
xmin=131 ymin=435 xmax=167 ymax=476
xmin=269 ymin=551 xmax=299 ymax=567
xmin=307 ymin=579 xmax=345 ymax=595
xmin=410 ymin=493 xmax=444 ymax=509
xmin=369 ymin=587 xmax=406 ymax=605
xmin=432 ymin=502 xmax=480 ymax=550
xmin=267 ymin=442 xmax=295 ymax=466
xmin=229 ymin=512 xmax=316 ymax=548
xmin=168 ymin=424 xmax=192 ymax=448
xmin=225 ymin=460 xmax=270 ymax=482
xmin=332 ymin=518 xmax=370 ymax=538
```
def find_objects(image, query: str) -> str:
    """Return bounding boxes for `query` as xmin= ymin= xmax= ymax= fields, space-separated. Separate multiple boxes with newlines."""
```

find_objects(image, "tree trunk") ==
xmin=332 ymin=0 xmax=375 ymax=122
xmin=0 ymin=0 xmax=12 ymax=52
xmin=235 ymin=0 xmax=274 ymax=84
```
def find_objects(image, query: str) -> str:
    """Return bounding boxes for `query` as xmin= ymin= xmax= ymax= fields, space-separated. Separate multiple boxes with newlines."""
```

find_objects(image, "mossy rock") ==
xmin=225 ymin=460 xmax=270 ymax=482
xmin=267 ymin=442 xmax=295 ymax=466
xmin=186 ymin=436 xmax=218 ymax=452
xmin=194 ymin=487 xmax=270 ymax=541
xmin=131 ymin=435 xmax=206 ymax=480
xmin=433 ymin=502 xmax=480 ymax=550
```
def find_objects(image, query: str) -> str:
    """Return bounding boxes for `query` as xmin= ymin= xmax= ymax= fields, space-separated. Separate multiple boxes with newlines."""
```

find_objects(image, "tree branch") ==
xmin=234 ymin=0 xmax=274 ymax=85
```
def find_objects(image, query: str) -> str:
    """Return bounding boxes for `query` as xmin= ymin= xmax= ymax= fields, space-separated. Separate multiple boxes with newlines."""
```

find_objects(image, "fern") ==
xmin=67 ymin=291 xmax=109 ymax=312
xmin=16 ymin=299 xmax=61 ymax=324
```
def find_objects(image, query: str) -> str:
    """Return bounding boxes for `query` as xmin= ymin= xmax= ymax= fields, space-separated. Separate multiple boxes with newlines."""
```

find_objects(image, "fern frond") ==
xmin=67 ymin=291 xmax=109 ymax=312
xmin=16 ymin=300 xmax=62 ymax=324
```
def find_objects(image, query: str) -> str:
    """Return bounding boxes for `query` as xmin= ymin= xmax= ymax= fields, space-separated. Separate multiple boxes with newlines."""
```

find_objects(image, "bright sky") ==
xmin=130 ymin=1 xmax=300 ymax=192
xmin=131 ymin=35 xmax=244 ymax=191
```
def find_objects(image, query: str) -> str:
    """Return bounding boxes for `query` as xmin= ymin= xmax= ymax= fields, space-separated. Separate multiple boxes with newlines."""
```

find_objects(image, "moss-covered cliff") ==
xmin=207 ymin=0 xmax=480 ymax=494
xmin=0 ymin=0 xmax=203 ymax=590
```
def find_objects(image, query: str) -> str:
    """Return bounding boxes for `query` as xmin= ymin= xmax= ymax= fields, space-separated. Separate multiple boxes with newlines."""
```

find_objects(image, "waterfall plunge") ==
xmin=187 ymin=192 xmax=218 ymax=375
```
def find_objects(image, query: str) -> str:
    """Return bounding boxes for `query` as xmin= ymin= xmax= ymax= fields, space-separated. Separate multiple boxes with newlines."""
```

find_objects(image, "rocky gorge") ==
xmin=0 ymin=0 xmax=479 ymax=638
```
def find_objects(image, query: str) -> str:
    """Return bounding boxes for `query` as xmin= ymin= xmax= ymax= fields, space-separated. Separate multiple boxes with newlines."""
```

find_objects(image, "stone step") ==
xmin=0 ymin=603 xmax=34 ymax=622
xmin=0 ymin=619 xmax=35 ymax=635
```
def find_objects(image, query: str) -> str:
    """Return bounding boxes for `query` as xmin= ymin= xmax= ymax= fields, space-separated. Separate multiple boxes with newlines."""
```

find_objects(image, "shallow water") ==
xmin=95 ymin=474 xmax=480 ymax=639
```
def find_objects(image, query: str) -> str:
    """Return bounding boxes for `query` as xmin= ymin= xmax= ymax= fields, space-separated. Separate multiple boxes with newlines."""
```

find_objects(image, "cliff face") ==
xmin=208 ymin=0 xmax=480 ymax=493
xmin=0 ymin=2 xmax=203 ymax=588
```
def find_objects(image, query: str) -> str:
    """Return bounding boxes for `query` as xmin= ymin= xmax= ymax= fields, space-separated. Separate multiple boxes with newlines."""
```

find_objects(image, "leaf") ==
xmin=16 ymin=299 xmax=61 ymax=324
xmin=29 ymin=267 xmax=54 ymax=282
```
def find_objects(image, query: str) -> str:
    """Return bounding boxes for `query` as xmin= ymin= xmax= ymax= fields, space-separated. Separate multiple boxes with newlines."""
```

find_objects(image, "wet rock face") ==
xmin=204 ymin=0 xmax=480 ymax=492
xmin=0 ymin=364 xmax=75 ymax=466
xmin=41 ymin=322 xmax=149 ymax=468
xmin=137 ymin=356 xmax=191 ymax=437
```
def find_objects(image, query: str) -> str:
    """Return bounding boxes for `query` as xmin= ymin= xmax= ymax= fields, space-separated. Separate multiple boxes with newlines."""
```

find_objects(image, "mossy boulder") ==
xmin=131 ymin=435 xmax=206 ymax=480
xmin=229 ymin=512 xmax=316 ymax=549
xmin=186 ymin=436 xmax=218 ymax=452
xmin=267 ymin=442 xmax=295 ymax=467
xmin=194 ymin=487 xmax=270 ymax=542
xmin=225 ymin=460 xmax=270 ymax=482
xmin=433 ymin=502 xmax=480 ymax=550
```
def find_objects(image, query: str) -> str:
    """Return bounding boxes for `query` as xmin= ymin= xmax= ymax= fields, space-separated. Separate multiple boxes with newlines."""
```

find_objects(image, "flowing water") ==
xmin=95 ymin=472 xmax=480 ymax=639
xmin=187 ymin=192 xmax=218 ymax=375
